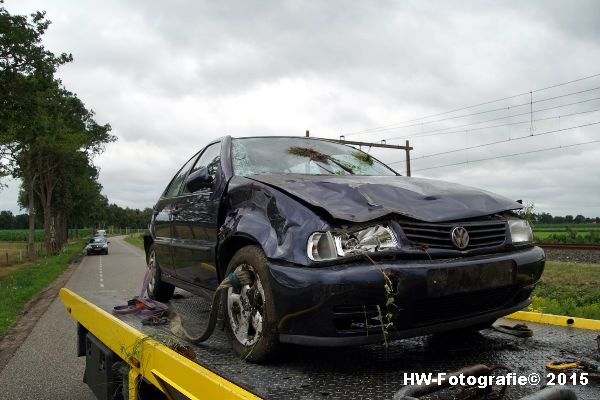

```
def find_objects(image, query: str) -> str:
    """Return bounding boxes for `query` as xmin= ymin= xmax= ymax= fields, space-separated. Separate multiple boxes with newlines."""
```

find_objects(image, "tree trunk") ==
xmin=27 ymin=178 xmax=36 ymax=260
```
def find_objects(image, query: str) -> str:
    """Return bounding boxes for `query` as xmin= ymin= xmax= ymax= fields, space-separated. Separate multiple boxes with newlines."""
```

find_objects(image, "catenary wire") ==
xmin=345 ymin=86 xmax=600 ymax=137
xmin=411 ymin=140 xmax=600 ymax=172
xmin=342 ymin=73 xmax=600 ymax=137
xmin=387 ymin=106 xmax=600 ymax=141
xmin=388 ymin=121 xmax=600 ymax=164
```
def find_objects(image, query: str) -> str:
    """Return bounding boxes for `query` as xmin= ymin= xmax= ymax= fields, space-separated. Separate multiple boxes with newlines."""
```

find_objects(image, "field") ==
xmin=532 ymin=223 xmax=600 ymax=244
xmin=0 ymin=240 xmax=86 ymax=336
xmin=124 ymin=233 xmax=145 ymax=251
xmin=528 ymin=261 xmax=600 ymax=319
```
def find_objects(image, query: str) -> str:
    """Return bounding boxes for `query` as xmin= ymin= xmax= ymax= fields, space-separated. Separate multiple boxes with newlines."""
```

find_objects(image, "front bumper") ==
xmin=87 ymin=247 xmax=107 ymax=254
xmin=268 ymin=246 xmax=545 ymax=346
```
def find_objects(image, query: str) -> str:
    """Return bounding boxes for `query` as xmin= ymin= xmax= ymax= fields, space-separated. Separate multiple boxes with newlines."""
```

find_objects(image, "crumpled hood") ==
xmin=246 ymin=174 xmax=522 ymax=223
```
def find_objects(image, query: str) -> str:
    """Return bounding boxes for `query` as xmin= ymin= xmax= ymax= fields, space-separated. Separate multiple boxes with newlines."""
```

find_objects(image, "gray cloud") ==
xmin=1 ymin=0 xmax=599 ymax=217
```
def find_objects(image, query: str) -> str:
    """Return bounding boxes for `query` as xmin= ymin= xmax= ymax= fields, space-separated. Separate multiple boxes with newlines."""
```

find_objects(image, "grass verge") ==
xmin=528 ymin=261 xmax=600 ymax=320
xmin=0 ymin=240 xmax=85 ymax=336
xmin=124 ymin=233 xmax=144 ymax=251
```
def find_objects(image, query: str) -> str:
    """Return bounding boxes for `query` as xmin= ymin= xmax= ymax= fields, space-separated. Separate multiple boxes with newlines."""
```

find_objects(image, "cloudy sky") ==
xmin=2 ymin=0 xmax=599 ymax=217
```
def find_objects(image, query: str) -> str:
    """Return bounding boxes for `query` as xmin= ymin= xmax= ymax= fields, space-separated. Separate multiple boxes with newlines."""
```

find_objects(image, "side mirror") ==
xmin=185 ymin=167 xmax=213 ymax=192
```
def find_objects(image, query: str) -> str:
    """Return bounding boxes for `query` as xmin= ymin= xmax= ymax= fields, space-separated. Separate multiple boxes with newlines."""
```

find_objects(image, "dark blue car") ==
xmin=145 ymin=136 xmax=545 ymax=362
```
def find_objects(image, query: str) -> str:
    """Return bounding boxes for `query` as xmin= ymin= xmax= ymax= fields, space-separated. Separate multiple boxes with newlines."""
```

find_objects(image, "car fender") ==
xmin=218 ymin=176 xmax=328 ymax=267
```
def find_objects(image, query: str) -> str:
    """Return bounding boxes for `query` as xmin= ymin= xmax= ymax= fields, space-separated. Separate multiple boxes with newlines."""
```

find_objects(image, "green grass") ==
xmin=533 ymin=223 xmax=600 ymax=231
xmin=124 ymin=233 xmax=145 ymax=251
xmin=0 ymin=240 xmax=86 ymax=336
xmin=528 ymin=261 xmax=600 ymax=320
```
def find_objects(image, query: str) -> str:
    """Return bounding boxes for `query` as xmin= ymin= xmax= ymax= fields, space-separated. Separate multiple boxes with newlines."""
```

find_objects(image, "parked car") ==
xmin=95 ymin=229 xmax=107 ymax=237
xmin=144 ymin=136 xmax=545 ymax=362
xmin=87 ymin=237 xmax=109 ymax=255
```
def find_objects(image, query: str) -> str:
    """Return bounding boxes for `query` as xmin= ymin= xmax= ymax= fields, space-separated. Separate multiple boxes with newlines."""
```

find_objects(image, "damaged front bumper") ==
xmin=269 ymin=246 xmax=545 ymax=346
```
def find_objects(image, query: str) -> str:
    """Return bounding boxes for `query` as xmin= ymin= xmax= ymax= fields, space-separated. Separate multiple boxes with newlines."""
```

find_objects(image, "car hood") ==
xmin=246 ymin=174 xmax=522 ymax=223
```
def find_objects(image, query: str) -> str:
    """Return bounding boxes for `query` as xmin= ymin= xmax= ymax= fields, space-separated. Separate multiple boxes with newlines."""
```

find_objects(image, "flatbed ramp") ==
xmin=62 ymin=289 xmax=599 ymax=400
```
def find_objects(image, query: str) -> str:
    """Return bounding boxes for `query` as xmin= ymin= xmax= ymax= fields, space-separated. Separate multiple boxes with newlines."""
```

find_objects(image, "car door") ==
xmin=170 ymin=142 xmax=223 ymax=290
xmin=152 ymin=153 xmax=199 ymax=279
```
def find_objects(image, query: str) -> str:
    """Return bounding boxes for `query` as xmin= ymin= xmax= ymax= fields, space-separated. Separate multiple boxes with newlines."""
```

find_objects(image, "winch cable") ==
xmin=170 ymin=270 xmax=253 ymax=343
xmin=114 ymin=267 xmax=253 ymax=343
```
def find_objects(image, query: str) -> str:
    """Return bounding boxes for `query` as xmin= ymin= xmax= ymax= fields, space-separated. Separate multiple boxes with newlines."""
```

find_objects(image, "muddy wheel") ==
xmin=223 ymin=245 xmax=279 ymax=363
xmin=146 ymin=244 xmax=174 ymax=302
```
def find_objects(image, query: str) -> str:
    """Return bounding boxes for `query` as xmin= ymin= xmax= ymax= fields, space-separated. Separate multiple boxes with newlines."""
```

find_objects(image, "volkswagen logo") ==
xmin=451 ymin=226 xmax=469 ymax=249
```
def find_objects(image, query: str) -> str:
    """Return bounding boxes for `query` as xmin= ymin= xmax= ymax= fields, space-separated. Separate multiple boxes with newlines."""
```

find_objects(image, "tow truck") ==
xmin=60 ymin=286 xmax=600 ymax=400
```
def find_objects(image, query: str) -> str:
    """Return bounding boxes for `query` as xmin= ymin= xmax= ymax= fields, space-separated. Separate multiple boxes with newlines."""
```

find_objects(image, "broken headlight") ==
xmin=307 ymin=225 xmax=398 ymax=261
xmin=508 ymin=219 xmax=533 ymax=244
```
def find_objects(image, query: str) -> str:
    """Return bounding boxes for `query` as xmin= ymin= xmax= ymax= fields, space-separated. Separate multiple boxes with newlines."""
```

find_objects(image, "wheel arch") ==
xmin=217 ymin=234 xmax=263 ymax=281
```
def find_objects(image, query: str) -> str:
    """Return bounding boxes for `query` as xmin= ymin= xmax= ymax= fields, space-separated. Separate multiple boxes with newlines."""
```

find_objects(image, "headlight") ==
xmin=508 ymin=219 xmax=533 ymax=244
xmin=307 ymin=224 xmax=398 ymax=261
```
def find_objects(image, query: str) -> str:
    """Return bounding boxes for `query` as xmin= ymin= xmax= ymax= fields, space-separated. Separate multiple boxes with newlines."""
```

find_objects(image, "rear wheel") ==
xmin=223 ymin=245 xmax=279 ymax=363
xmin=146 ymin=244 xmax=175 ymax=302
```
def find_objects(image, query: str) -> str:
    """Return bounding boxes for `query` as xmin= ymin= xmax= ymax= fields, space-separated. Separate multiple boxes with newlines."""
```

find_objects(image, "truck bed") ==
xmin=69 ymin=289 xmax=599 ymax=400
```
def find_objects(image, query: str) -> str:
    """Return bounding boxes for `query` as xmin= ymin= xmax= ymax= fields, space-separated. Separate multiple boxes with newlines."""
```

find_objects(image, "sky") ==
xmin=2 ymin=0 xmax=600 ymax=217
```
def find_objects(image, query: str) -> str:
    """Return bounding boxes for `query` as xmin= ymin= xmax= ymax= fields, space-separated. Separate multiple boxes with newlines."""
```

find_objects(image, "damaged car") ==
xmin=144 ymin=136 xmax=545 ymax=362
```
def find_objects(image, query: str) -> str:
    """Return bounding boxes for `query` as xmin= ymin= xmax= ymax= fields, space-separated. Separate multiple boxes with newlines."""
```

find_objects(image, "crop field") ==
xmin=532 ymin=224 xmax=600 ymax=244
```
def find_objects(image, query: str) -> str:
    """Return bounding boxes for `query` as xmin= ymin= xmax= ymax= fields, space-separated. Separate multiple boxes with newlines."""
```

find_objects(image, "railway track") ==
xmin=537 ymin=243 xmax=600 ymax=251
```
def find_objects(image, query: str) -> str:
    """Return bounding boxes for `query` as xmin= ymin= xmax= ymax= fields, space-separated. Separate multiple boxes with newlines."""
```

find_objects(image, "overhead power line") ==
xmin=348 ymin=86 xmax=600 ymax=136
xmin=412 ymin=140 xmax=600 ymax=172
xmin=342 ymin=72 xmax=600 ymax=137
xmin=388 ymin=120 xmax=600 ymax=164
xmin=386 ymin=105 xmax=600 ymax=141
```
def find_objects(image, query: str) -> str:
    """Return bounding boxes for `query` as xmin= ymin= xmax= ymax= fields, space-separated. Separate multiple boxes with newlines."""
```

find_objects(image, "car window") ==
xmin=232 ymin=138 xmax=397 ymax=176
xmin=164 ymin=154 xmax=199 ymax=197
xmin=191 ymin=142 xmax=221 ymax=176
xmin=89 ymin=238 xmax=106 ymax=244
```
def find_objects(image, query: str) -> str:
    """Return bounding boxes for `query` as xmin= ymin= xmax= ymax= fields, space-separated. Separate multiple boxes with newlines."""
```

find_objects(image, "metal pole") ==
xmin=405 ymin=140 xmax=411 ymax=177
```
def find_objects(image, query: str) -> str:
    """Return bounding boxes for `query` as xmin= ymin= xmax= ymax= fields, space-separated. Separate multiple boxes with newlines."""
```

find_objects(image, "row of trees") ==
xmin=533 ymin=213 xmax=599 ymax=225
xmin=1 ymin=3 xmax=115 ymax=257
xmin=0 ymin=204 xmax=153 ymax=230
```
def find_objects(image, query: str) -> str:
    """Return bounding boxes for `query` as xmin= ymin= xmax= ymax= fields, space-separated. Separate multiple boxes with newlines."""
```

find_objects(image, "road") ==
xmin=0 ymin=236 xmax=147 ymax=400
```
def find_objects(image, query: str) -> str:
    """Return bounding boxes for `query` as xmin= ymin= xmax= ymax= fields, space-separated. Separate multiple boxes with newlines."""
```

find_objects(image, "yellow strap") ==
xmin=546 ymin=361 xmax=582 ymax=370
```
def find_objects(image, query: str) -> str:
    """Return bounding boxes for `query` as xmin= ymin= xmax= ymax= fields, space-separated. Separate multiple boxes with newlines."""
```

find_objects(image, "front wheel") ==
xmin=146 ymin=245 xmax=175 ymax=302
xmin=223 ymin=245 xmax=279 ymax=363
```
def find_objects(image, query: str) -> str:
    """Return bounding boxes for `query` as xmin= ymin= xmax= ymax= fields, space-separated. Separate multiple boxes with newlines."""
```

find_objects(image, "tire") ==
xmin=146 ymin=244 xmax=175 ymax=302
xmin=105 ymin=250 xmax=109 ymax=255
xmin=223 ymin=245 xmax=279 ymax=363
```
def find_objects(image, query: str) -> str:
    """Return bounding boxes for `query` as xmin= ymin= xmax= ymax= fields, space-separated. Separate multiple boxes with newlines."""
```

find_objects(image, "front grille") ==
xmin=400 ymin=220 xmax=507 ymax=250
xmin=413 ymin=285 xmax=516 ymax=324
xmin=333 ymin=304 xmax=386 ymax=333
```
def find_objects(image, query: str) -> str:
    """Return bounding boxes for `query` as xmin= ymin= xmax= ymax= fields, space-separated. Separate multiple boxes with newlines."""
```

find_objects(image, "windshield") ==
xmin=89 ymin=238 xmax=106 ymax=244
xmin=232 ymin=137 xmax=397 ymax=176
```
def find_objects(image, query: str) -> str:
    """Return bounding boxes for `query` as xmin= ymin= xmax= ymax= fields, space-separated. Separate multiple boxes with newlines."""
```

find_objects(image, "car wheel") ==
xmin=146 ymin=244 xmax=175 ymax=302
xmin=223 ymin=245 xmax=278 ymax=363
xmin=105 ymin=250 xmax=109 ymax=255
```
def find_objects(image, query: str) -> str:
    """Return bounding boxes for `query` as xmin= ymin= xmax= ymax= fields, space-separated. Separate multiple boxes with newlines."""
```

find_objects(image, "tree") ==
xmin=1 ymin=3 xmax=72 ymax=257
xmin=1 ymin=3 xmax=115 ymax=254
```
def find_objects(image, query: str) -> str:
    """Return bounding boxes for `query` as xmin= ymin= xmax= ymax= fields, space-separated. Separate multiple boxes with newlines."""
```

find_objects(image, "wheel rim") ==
xmin=227 ymin=264 xmax=265 ymax=347
xmin=147 ymin=250 xmax=157 ymax=294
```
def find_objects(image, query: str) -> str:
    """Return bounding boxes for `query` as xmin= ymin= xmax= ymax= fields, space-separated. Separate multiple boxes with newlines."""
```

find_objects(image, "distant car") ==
xmin=86 ymin=237 xmax=109 ymax=255
xmin=95 ymin=229 xmax=107 ymax=236
xmin=144 ymin=136 xmax=545 ymax=362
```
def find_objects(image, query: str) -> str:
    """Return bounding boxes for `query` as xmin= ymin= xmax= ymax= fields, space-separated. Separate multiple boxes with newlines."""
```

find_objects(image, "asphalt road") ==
xmin=0 ymin=236 xmax=147 ymax=400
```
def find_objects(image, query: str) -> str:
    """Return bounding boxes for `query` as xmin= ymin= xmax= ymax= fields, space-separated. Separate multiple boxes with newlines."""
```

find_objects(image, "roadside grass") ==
xmin=124 ymin=233 xmax=145 ymax=251
xmin=528 ymin=261 xmax=600 ymax=320
xmin=0 ymin=240 xmax=85 ymax=336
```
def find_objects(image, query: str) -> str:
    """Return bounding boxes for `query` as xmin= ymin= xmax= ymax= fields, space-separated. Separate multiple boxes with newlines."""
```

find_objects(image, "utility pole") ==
xmin=301 ymin=131 xmax=414 ymax=175
xmin=328 ymin=137 xmax=413 ymax=176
